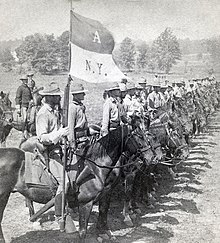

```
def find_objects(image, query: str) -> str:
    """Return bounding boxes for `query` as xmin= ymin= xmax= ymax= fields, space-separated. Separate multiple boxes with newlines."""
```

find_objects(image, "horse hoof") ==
xmin=97 ymin=237 xmax=103 ymax=243
xmin=98 ymin=233 xmax=110 ymax=240
xmin=130 ymin=213 xmax=137 ymax=220
xmin=124 ymin=215 xmax=134 ymax=227
xmin=147 ymin=204 xmax=155 ymax=209
xmin=134 ymin=208 xmax=142 ymax=214
xmin=124 ymin=219 xmax=134 ymax=227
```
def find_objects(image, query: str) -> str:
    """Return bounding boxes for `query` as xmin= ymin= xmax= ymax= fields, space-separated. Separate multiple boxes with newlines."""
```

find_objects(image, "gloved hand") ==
xmin=69 ymin=141 xmax=76 ymax=152
xmin=100 ymin=128 xmax=108 ymax=137
xmin=58 ymin=126 xmax=69 ymax=137
xmin=15 ymin=105 xmax=21 ymax=116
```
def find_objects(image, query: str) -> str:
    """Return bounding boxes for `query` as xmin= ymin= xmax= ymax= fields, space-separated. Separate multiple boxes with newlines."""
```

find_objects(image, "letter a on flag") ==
xmin=69 ymin=11 xmax=126 ymax=83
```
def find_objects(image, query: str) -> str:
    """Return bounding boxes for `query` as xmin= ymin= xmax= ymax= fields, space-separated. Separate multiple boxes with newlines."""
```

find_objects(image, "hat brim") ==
xmin=106 ymin=87 xmax=120 ymax=91
xmin=71 ymin=89 xmax=88 ymax=94
xmin=39 ymin=90 xmax=63 ymax=96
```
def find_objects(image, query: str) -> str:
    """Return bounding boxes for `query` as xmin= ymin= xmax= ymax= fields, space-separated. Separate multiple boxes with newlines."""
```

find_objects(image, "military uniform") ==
xmin=15 ymin=76 xmax=33 ymax=137
xmin=36 ymin=82 xmax=69 ymax=218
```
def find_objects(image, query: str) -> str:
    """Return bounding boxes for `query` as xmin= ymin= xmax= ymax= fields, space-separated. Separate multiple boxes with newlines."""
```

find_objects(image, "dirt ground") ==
xmin=2 ymin=110 xmax=220 ymax=243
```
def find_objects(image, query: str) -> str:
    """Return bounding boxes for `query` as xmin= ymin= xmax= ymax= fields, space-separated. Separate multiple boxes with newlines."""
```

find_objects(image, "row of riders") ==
xmin=0 ymin=73 xmax=219 ymax=242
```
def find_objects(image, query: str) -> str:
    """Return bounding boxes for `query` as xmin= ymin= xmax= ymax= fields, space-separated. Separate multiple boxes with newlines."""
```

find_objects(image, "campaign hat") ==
xmin=39 ymin=82 xmax=63 ymax=96
xmin=20 ymin=75 xmax=28 ymax=80
xmin=70 ymin=84 xmax=88 ymax=94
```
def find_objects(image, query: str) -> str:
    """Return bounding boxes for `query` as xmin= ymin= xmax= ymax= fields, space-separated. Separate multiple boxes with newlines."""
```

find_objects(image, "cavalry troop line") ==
xmin=0 ymin=74 xmax=219 ymax=242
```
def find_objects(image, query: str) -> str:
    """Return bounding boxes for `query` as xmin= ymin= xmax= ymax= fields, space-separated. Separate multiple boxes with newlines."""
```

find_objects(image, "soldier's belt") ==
xmin=75 ymin=130 xmax=88 ymax=138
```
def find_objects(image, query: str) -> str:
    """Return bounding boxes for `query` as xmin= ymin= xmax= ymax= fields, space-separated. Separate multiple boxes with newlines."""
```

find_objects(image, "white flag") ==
xmin=69 ymin=11 xmax=125 ymax=83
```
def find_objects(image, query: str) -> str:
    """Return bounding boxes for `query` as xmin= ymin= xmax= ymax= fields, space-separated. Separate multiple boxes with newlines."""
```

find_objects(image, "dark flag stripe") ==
xmin=70 ymin=10 xmax=115 ymax=54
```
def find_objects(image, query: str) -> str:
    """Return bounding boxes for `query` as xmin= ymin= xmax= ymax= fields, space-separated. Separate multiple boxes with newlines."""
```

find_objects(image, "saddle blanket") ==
xmin=24 ymin=152 xmax=58 ymax=191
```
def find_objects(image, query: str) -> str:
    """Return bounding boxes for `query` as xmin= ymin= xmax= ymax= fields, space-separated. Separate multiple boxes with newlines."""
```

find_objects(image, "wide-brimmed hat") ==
xmin=70 ymin=84 xmax=88 ymax=94
xmin=20 ymin=75 xmax=28 ymax=80
xmin=39 ymin=82 xmax=63 ymax=96
xmin=135 ymin=84 xmax=143 ymax=90
xmin=27 ymin=72 xmax=34 ymax=77
xmin=126 ymin=82 xmax=136 ymax=90
xmin=138 ymin=77 xmax=147 ymax=84
xmin=105 ymin=83 xmax=120 ymax=92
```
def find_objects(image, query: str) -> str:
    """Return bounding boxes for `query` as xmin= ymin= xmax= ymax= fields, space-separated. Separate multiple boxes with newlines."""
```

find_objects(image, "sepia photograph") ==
xmin=0 ymin=0 xmax=220 ymax=242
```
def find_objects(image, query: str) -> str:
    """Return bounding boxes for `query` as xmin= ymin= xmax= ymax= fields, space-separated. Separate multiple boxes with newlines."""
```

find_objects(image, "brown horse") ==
xmin=0 ymin=125 xmax=153 ymax=242
xmin=0 ymin=94 xmax=14 ymax=147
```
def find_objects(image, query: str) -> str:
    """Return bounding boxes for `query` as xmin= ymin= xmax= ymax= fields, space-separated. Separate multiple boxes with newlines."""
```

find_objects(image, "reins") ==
xmin=69 ymin=128 xmax=152 ymax=170
xmin=70 ymin=150 xmax=139 ymax=169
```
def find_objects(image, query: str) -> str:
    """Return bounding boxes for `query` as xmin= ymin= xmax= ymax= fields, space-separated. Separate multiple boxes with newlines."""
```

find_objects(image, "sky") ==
xmin=0 ymin=0 xmax=219 ymax=42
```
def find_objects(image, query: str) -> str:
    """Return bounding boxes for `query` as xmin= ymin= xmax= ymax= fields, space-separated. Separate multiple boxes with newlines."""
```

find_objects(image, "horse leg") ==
xmin=96 ymin=191 xmax=114 ymax=240
xmin=122 ymin=175 xmax=134 ymax=227
xmin=78 ymin=201 xmax=93 ymax=241
xmin=0 ymin=192 xmax=10 ymax=243
xmin=25 ymin=197 xmax=35 ymax=218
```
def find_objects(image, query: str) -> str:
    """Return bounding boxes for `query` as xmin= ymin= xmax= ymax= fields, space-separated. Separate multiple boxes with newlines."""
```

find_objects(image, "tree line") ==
xmin=0 ymin=28 xmax=219 ymax=75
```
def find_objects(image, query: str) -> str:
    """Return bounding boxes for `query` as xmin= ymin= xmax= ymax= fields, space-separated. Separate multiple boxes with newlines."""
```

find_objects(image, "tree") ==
xmin=0 ymin=47 xmax=14 ymax=71
xmin=136 ymin=42 xmax=149 ymax=69
xmin=206 ymin=36 xmax=220 ymax=63
xmin=153 ymin=28 xmax=181 ymax=74
xmin=119 ymin=37 xmax=136 ymax=71
xmin=56 ymin=31 xmax=70 ymax=71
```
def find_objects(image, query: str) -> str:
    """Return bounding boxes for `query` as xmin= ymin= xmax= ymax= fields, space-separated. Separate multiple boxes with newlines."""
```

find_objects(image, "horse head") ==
xmin=146 ymin=132 xmax=163 ymax=161
xmin=166 ymin=129 xmax=189 ymax=160
xmin=124 ymin=125 xmax=155 ymax=165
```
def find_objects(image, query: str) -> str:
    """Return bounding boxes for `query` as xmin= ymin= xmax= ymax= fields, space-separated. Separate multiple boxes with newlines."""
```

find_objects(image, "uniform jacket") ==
xmin=15 ymin=84 xmax=33 ymax=108
xmin=36 ymin=103 xmax=61 ymax=145
xmin=147 ymin=91 xmax=163 ymax=110
xmin=68 ymin=100 xmax=88 ymax=147
xmin=101 ymin=97 xmax=120 ymax=134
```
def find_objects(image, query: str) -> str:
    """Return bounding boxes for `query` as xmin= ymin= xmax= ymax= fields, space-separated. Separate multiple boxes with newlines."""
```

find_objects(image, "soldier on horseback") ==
xmin=67 ymin=83 xmax=89 ymax=181
xmin=101 ymin=83 xmax=121 ymax=136
xmin=36 ymin=82 xmax=69 ymax=223
xmin=15 ymin=75 xmax=33 ymax=139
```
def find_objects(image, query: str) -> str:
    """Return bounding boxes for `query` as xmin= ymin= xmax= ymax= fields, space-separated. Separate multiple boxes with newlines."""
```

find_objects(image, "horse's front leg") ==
xmin=122 ymin=175 xmax=135 ymax=227
xmin=0 ymin=192 xmax=11 ymax=243
xmin=78 ymin=201 xmax=93 ymax=241
xmin=96 ymin=191 xmax=112 ymax=233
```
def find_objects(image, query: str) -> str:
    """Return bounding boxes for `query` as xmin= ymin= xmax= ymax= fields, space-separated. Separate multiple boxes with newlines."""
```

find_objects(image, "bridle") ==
xmin=70 ymin=127 xmax=153 ymax=170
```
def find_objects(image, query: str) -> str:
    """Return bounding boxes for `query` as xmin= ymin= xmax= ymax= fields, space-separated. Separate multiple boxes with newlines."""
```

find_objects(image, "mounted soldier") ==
xmin=36 ymin=82 xmax=69 ymax=224
xmin=100 ymin=83 xmax=121 ymax=136
xmin=67 ymin=83 xmax=89 ymax=183
xmin=15 ymin=75 xmax=33 ymax=139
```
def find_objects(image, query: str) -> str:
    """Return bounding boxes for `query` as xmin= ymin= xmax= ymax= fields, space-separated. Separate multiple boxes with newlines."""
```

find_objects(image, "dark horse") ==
xmin=0 ymin=125 xmax=153 ymax=242
xmin=0 ymin=93 xmax=13 ymax=147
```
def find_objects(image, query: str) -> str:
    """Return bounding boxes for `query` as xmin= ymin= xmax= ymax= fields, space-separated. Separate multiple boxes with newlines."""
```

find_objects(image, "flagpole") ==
xmin=60 ymin=0 xmax=73 ymax=233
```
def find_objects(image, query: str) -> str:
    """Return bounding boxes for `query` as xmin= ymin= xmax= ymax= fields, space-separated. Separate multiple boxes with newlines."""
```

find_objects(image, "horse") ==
xmin=0 ymin=125 xmax=153 ymax=242
xmin=0 ymin=91 xmax=42 ymax=146
xmin=0 ymin=93 xmax=14 ymax=147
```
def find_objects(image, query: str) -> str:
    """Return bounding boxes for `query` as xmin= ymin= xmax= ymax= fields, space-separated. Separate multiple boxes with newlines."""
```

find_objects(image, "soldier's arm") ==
xmin=68 ymin=104 xmax=77 ymax=149
xmin=36 ymin=114 xmax=66 ymax=145
xmin=15 ymin=86 xmax=22 ymax=107
xmin=101 ymin=100 xmax=110 ymax=135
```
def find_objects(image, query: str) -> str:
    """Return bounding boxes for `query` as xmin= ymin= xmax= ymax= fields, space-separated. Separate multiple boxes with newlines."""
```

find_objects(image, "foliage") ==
xmin=15 ymin=32 xmax=69 ymax=74
xmin=206 ymin=36 xmax=220 ymax=63
xmin=0 ymin=47 xmax=14 ymax=63
xmin=152 ymin=28 xmax=181 ymax=74
xmin=119 ymin=37 xmax=136 ymax=71
xmin=136 ymin=42 xmax=149 ymax=69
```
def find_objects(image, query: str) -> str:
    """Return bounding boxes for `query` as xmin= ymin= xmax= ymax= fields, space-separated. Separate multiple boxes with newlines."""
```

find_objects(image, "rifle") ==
xmin=60 ymin=74 xmax=72 ymax=232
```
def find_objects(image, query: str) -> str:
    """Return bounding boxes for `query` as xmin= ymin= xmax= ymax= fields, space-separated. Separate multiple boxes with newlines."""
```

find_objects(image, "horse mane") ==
xmin=81 ymin=126 xmax=128 ymax=161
